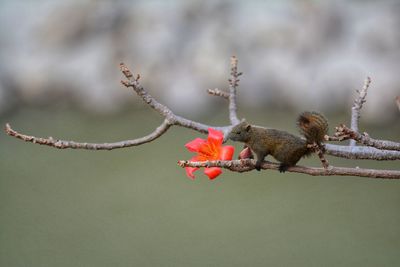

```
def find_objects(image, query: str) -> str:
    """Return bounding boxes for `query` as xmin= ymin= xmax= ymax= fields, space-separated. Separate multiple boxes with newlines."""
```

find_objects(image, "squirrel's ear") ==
xmin=245 ymin=123 xmax=251 ymax=132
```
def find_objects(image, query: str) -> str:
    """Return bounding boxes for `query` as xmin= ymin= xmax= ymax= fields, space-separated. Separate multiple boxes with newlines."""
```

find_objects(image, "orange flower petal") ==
xmin=207 ymin=128 xmax=224 ymax=146
xmin=184 ymin=128 xmax=235 ymax=180
xmin=185 ymin=138 xmax=206 ymax=152
xmin=220 ymin=145 xmax=235 ymax=160
xmin=185 ymin=167 xmax=199 ymax=179
xmin=204 ymin=167 xmax=222 ymax=180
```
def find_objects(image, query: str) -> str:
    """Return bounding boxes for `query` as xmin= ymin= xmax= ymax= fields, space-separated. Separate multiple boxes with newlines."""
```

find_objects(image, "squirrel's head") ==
xmin=227 ymin=121 xmax=252 ymax=143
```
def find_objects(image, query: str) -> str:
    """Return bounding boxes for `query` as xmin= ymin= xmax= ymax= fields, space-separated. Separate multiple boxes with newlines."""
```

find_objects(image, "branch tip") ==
xmin=230 ymin=56 xmax=238 ymax=67
xmin=121 ymin=80 xmax=131 ymax=87
xmin=207 ymin=88 xmax=229 ymax=99
xmin=120 ymin=62 xmax=133 ymax=78
xmin=5 ymin=122 xmax=10 ymax=131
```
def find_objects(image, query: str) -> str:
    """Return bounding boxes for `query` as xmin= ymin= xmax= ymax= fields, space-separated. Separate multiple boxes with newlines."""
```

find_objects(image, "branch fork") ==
xmin=4 ymin=57 xmax=400 ymax=179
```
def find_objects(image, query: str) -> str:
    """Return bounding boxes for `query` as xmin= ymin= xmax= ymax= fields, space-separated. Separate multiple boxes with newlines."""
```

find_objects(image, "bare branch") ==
xmin=207 ymin=88 xmax=229 ymax=99
xmin=120 ymin=63 xmax=234 ymax=136
xmin=333 ymin=124 xmax=400 ymax=151
xmin=325 ymin=144 xmax=400 ymax=160
xmin=227 ymin=56 xmax=241 ymax=125
xmin=4 ymin=58 xmax=398 ymax=180
xmin=5 ymin=62 xmax=236 ymax=150
xmin=325 ymin=134 xmax=349 ymax=142
xmin=206 ymin=56 xmax=241 ymax=126
xmin=178 ymin=159 xmax=400 ymax=179
xmin=120 ymin=63 xmax=174 ymax=119
xmin=5 ymin=120 xmax=171 ymax=150
xmin=396 ymin=96 xmax=400 ymax=112
xmin=350 ymin=76 xmax=371 ymax=146
xmin=308 ymin=143 xmax=329 ymax=168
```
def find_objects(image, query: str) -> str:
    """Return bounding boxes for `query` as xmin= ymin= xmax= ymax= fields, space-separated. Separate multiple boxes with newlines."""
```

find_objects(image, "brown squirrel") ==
xmin=227 ymin=111 xmax=328 ymax=172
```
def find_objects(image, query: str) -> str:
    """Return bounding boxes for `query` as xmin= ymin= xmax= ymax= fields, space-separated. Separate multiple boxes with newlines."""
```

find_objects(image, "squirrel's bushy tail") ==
xmin=297 ymin=111 xmax=328 ymax=144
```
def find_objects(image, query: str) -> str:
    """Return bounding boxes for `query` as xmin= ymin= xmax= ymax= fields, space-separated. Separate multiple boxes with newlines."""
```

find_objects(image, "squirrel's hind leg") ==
xmin=255 ymin=160 xmax=262 ymax=171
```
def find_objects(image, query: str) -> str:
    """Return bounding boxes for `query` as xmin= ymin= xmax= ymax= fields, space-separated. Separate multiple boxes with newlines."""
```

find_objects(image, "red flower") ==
xmin=185 ymin=128 xmax=234 ymax=180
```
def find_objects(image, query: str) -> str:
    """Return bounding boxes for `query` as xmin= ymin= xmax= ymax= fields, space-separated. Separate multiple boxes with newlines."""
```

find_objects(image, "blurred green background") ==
xmin=1 ymin=106 xmax=399 ymax=267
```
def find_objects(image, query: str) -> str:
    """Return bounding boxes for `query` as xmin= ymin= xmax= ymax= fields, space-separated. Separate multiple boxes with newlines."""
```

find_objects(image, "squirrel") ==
xmin=227 ymin=111 xmax=328 ymax=172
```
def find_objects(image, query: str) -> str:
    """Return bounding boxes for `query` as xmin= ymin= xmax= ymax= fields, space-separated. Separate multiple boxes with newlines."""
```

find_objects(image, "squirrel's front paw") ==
xmin=278 ymin=163 xmax=289 ymax=173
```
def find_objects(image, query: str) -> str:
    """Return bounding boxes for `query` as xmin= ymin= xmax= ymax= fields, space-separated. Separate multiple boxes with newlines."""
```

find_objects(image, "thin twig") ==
xmin=308 ymin=143 xmax=329 ymax=168
xmin=178 ymin=159 xmax=400 ymax=179
xmin=207 ymin=88 xmax=229 ymax=99
xmin=228 ymin=56 xmax=241 ymax=125
xmin=120 ymin=63 xmax=234 ymax=136
xmin=350 ymin=76 xmax=371 ymax=146
xmin=120 ymin=63 xmax=174 ymax=119
xmin=333 ymin=124 xmax=400 ymax=151
xmin=5 ymin=120 xmax=171 ymax=150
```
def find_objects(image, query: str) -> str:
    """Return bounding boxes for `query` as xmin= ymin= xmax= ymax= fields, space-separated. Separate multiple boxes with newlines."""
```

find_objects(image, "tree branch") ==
xmin=308 ymin=143 xmax=329 ymax=168
xmin=4 ymin=120 xmax=171 ymax=150
xmin=207 ymin=88 xmax=229 ymax=99
xmin=324 ymin=144 xmax=400 ymax=160
xmin=120 ymin=64 xmax=174 ymax=119
xmin=227 ymin=56 xmax=241 ymax=125
xmin=178 ymin=159 xmax=400 ymax=179
xmin=120 ymin=62 xmax=234 ymax=135
xmin=4 ymin=57 xmax=399 ymax=180
xmin=350 ymin=76 xmax=371 ymax=146
xmin=4 ymin=61 xmax=240 ymax=150
xmin=333 ymin=124 xmax=400 ymax=151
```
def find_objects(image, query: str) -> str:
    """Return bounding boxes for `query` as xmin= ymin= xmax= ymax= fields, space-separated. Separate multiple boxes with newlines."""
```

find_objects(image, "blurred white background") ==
xmin=1 ymin=0 xmax=399 ymax=121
